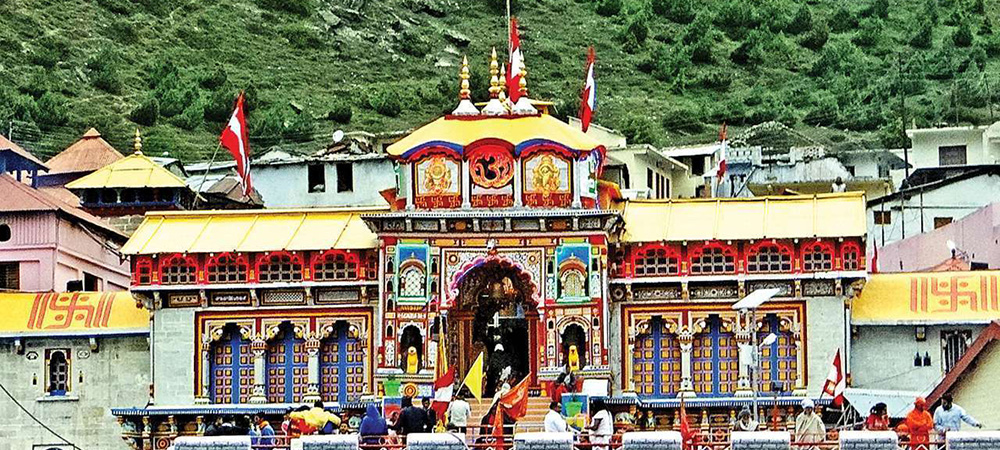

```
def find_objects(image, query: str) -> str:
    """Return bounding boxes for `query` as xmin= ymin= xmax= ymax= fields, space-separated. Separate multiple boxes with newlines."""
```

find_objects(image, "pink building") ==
xmin=0 ymin=173 xmax=130 ymax=292
xmin=877 ymin=201 xmax=1000 ymax=272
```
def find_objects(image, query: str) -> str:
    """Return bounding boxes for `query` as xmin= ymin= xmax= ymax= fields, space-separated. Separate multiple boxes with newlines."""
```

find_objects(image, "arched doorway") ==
xmin=448 ymin=260 xmax=538 ymax=396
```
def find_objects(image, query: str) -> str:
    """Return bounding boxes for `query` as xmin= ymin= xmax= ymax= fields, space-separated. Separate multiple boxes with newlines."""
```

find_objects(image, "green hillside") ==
xmin=1 ymin=0 xmax=999 ymax=162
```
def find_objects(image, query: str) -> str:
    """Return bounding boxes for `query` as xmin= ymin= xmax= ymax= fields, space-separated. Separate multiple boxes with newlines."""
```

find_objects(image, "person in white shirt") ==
xmin=544 ymin=401 xmax=569 ymax=433
xmin=588 ymin=399 xmax=614 ymax=450
xmin=934 ymin=393 xmax=982 ymax=434
xmin=446 ymin=391 xmax=472 ymax=433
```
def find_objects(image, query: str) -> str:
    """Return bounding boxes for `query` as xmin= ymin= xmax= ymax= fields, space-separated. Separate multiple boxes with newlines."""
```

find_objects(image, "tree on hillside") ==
xmin=911 ymin=20 xmax=934 ymax=48
xmin=786 ymin=5 xmax=812 ymax=35
xmin=954 ymin=21 xmax=974 ymax=47
xmin=651 ymin=0 xmax=695 ymax=23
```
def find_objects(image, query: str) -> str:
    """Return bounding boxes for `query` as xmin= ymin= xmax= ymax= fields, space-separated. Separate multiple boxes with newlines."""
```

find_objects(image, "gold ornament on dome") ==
xmin=422 ymin=156 xmax=453 ymax=194
xmin=532 ymin=154 xmax=562 ymax=196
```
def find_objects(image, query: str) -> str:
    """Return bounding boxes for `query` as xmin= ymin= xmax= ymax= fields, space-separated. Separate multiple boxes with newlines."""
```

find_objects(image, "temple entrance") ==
xmin=447 ymin=260 xmax=538 ymax=396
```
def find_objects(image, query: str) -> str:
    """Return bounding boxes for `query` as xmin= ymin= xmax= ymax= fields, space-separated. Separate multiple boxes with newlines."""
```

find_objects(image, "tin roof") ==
xmin=0 ymin=174 xmax=125 ymax=239
xmin=0 ymin=134 xmax=47 ymax=171
xmin=619 ymin=192 xmax=867 ymax=243
xmin=44 ymin=128 xmax=125 ymax=174
xmin=66 ymin=151 xmax=189 ymax=190
xmin=0 ymin=292 xmax=148 ymax=338
xmin=121 ymin=208 xmax=384 ymax=255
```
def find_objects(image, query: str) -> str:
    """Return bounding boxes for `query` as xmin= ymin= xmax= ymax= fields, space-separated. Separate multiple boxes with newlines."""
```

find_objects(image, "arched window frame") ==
xmin=801 ymin=241 xmax=835 ymax=273
xmin=745 ymin=241 xmax=794 ymax=274
xmin=133 ymin=256 xmax=154 ymax=285
xmin=631 ymin=244 xmax=681 ymax=277
xmin=398 ymin=260 xmax=427 ymax=298
xmin=840 ymin=241 xmax=863 ymax=271
xmin=559 ymin=268 xmax=587 ymax=299
xmin=159 ymin=253 xmax=199 ymax=285
xmin=205 ymin=252 xmax=249 ymax=284
xmin=46 ymin=349 xmax=70 ymax=396
xmin=255 ymin=252 xmax=304 ymax=283
xmin=688 ymin=242 xmax=737 ymax=275
xmin=311 ymin=250 xmax=360 ymax=281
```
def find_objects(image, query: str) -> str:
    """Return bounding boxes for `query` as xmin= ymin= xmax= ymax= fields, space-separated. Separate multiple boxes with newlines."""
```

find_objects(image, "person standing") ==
xmin=934 ymin=393 xmax=982 ymax=434
xmin=864 ymin=403 xmax=890 ymax=431
xmin=544 ymin=401 xmax=569 ymax=433
xmin=421 ymin=397 xmax=438 ymax=432
xmin=902 ymin=397 xmax=935 ymax=446
xmin=253 ymin=414 xmax=275 ymax=448
xmin=794 ymin=399 xmax=826 ymax=450
xmin=360 ymin=404 xmax=388 ymax=445
xmin=394 ymin=396 xmax=428 ymax=436
xmin=733 ymin=406 xmax=758 ymax=432
xmin=447 ymin=391 xmax=472 ymax=433
xmin=588 ymin=399 xmax=614 ymax=450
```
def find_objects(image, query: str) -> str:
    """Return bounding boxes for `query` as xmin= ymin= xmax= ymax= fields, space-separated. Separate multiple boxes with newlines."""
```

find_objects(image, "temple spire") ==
xmin=133 ymin=128 xmax=143 ymax=154
xmin=481 ymin=48 xmax=507 ymax=116
xmin=452 ymin=55 xmax=479 ymax=116
xmin=511 ymin=60 xmax=536 ymax=115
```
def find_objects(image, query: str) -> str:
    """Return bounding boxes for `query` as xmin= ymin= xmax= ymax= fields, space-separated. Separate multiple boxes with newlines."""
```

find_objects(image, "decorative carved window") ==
xmin=365 ymin=252 xmax=379 ymax=280
xmin=690 ymin=245 xmax=736 ymax=275
xmin=746 ymin=244 xmax=792 ymax=274
xmin=46 ymin=349 xmax=70 ymax=395
xmin=399 ymin=265 xmax=426 ymax=297
xmin=560 ymin=269 xmax=586 ymax=298
xmin=633 ymin=246 xmax=680 ymax=276
xmin=257 ymin=253 xmax=303 ymax=283
xmin=841 ymin=243 xmax=862 ymax=271
xmin=134 ymin=258 xmax=153 ymax=285
xmin=160 ymin=254 xmax=198 ymax=285
xmin=802 ymin=243 xmax=834 ymax=272
xmin=313 ymin=251 xmax=359 ymax=281
xmin=206 ymin=253 xmax=248 ymax=284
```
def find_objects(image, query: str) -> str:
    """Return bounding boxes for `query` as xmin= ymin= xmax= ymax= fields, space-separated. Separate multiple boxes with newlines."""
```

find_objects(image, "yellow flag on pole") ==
xmin=462 ymin=352 xmax=485 ymax=401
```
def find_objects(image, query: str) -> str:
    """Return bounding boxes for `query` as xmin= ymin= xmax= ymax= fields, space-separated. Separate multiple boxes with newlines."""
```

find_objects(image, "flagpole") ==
xmin=194 ymin=142 xmax=222 ymax=208
xmin=506 ymin=0 xmax=511 ymax=45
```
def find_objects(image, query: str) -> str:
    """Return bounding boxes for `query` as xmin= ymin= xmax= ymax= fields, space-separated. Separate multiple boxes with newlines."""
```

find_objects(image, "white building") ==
xmin=898 ymin=123 xmax=1000 ymax=185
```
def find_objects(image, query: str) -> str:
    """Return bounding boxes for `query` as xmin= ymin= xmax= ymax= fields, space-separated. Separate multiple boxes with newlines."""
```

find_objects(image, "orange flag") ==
xmin=498 ymin=375 xmax=531 ymax=420
xmin=679 ymin=397 xmax=697 ymax=450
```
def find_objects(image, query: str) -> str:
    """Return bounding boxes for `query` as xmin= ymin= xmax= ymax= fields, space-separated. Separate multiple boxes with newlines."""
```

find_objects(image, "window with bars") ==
xmin=560 ymin=269 xmax=586 ymax=298
xmin=399 ymin=265 xmax=426 ymax=297
xmin=161 ymin=256 xmax=197 ymax=285
xmin=690 ymin=246 xmax=735 ymax=275
xmin=802 ymin=244 xmax=834 ymax=272
xmin=135 ymin=261 xmax=153 ymax=285
xmin=746 ymin=245 xmax=792 ymax=274
xmin=0 ymin=262 xmax=19 ymax=290
xmin=313 ymin=252 xmax=359 ymax=281
xmin=942 ymin=330 xmax=973 ymax=373
xmin=634 ymin=247 xmax=679 ymax=276
xmin=365 ymin=252 xmax=378 ymax=280
xmin=206 ymin=254 xmax=248 ymax=284
xmin=46 ymin=349 xmax=70 ymax=395
xmin=842 ymin=245 xmax=861 ymax=271
xmin=258 ymin=254 xmax=303 ymax=283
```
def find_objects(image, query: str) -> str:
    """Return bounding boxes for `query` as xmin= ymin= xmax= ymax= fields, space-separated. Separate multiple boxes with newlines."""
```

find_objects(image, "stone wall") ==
xmin=0 ymin=335 xmax=149 ymax=450
xmin=153 ymin=307 xmax=196 ymax=404
xmin=806 ymin=296 xmax=846 ymax=396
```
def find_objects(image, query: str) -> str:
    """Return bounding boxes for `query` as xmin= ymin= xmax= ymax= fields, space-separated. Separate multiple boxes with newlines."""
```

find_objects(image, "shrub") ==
xmin=327 ymin=101 xmax=352 ymax=123
xmin=864 ymin=0 xmax=889 ymax=19
xmin=199 ymin=66 xmax=228 ymax=90
xmin=624 ymin=11 xmax=650 ymax=45
xmin=399 ymin=28 xmax=432 ymax=57
xmin=280 ymin=24 xmax=323 ymax=49
xmin=108 ymin=17 xmax=140 ymax=44
xmin=830 ymin=5 xmax=857 ymax=33
xmin=690 ymin=36 xmax=716 ymax=64
xmin=800 ymin=20 xmax=829 ymax=50
xmin=369 ymin=89 xmax=401 ymax=117
xmin=910 ymin=20 xmax=934 ymax=49
xmin=159 ymin=83 xmax=199 ymax=117
xmin=257 ymin=0 xmax=313 ymax=16
xmin=596 ymin=0 xmax=622 ymax=17
xmin=853 ymin=18 xmax=884 ymax=47
xmin=91 ymin=66 xmax=123 ymax=94
xmin=651 ymin=0 xmax=695 ymax=24
xmin=980 ymin=16 xmax=993 ymax=35
xmin=953 ymin=22 xmax=974 ymax=47
xmin=786 ymin=5 xmax=812 ymax=35
xmin=170 ymin=102 xmax=204 ymax=130
xmin=0 ymin=87 xmax=39 ymax=122
xmin=715 ymin=0 xmax=759 ymax=38
xmin=129 ymin=97 xmax=160 ymax=126
xmin=924 ymin=0 xmax=938 ymax=24
xmin=617 ymin=114 xmax=659 ymax=145
xmin=35 ymin=92 xmax=69 ymax=127
xmin=284 ymin=112 xmax=316 ymax=142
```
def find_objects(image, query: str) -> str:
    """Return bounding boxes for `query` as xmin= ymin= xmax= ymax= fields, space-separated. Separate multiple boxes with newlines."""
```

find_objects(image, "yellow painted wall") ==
xmin=951 ymin=341 xmax=1000 ymax=427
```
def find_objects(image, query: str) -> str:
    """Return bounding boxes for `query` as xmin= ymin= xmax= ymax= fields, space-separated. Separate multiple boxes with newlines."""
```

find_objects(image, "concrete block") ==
xmin=291 ymin=434 xmax=359 ymax=450
xmin=839 ymin=431 xmax=898 ymax=450
xmin=731 ymin=431 xmax=791 ymax=450
xmin=946 ymin=431 xmax=1000 ymax=450
xmin=172 ymin=436 xmax=251 ymax=450
xmin=621 ymin=431 xmax=683 ymax=450
xmin=406 ymin=432 xmax=468 ymax=450
xmin=514 ymin=432 xmax=575 ymax=450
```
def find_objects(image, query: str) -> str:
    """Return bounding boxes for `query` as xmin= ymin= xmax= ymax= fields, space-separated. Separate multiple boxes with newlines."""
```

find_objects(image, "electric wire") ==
xmin=0 ymin=379 xmax=83 ymax=450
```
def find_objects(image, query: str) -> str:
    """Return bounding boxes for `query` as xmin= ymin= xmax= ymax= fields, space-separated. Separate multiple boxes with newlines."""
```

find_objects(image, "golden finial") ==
xmin=518 ymin=64 xmax=529 ymax=97
xmin=459 ymin=55 xmax=471 ymax=100
xmin=498 ymin=63 xmax=508 ymax=102
xmin=133 ymin=128 xmax=142 ymax=154
xmin=488 ymin=48 xmax=501 ymax=99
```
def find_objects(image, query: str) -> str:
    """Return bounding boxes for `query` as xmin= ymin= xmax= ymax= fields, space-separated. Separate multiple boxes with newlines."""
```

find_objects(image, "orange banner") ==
xmin=853 ymin=272 xmax=1000 ymax=324
xmin=0 ymin=292 xmax=148 ymax=336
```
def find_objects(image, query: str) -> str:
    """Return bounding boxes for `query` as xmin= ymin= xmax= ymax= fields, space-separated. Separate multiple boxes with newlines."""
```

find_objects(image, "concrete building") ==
xmin=899 ymin=123 xmax=1000 ymax=185
xmin=0 ymin=292 xmax=149 ymax=450
xmin=876 ymin=202 xmax=1000 ymax=273
xmin=926 ymin=321 xmax=1000 ymax=427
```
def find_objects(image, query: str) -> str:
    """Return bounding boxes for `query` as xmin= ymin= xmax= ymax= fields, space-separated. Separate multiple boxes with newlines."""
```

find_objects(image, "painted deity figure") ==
xmin=531 ymin=154 xmax=561 ymax=195
xmin=423 ymin=156 xmax=453 ymax=194
xmin=405 ymin=347 xmax=420 ymax=373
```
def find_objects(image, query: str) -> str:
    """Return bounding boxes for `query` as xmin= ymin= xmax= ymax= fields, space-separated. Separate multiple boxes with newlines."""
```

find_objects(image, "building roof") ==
xmin=660 ymin=143 xmax=720 ymax=158
xmin=66 ymin=151 xmax=190 ymax=190
xmin=926 ymin=320 xmax=1000 ymax=406
xmin=0 ymin=134 xmax=48 ymax=172
xmin=0 ymin=174 xmax=125 ymax=239
xmin=618 ymin=192 xmax=866 ymax=243
xmin=121 ymin=208 xmax=384 ymax=255
xmin=386 ymin=114 xmax=604 ymax=158
xmin=869 ymin=165 xmax=1000 ymax=207
xmin=853 ymin=271 xmax=1000 ymax=325
xmin=44 ymin=128 xmax=125 ymax=174
xmin=0 ymin=292 xmax=148 ymax=338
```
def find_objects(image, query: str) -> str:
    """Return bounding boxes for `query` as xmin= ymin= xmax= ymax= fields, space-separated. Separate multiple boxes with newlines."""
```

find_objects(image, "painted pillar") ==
xmin=461 ymin=159 xmax=472 ymax=208
xmin=513 ymin=160 xmax=523 ymax=207
xmin=571 ymin=158 xmax=583 ymax=208
xmin=404 ymin=162 xmax=415 ymax=210
xmin=303 ymin=337 xmax=322 ymax=402
xmin=678 ymin=331 xmax=695 ymax=395
xmin=249 ymin=338 xmax=268 ymax=404
xmin=195 ymin=344 xmax=211 ymax=404
xmin=735 ymin=315 xmax=753 ymax=395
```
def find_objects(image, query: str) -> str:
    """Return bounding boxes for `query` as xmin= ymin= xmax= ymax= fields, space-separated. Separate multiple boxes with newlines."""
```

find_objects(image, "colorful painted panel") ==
xmin=211 ymin=329 xmax=253 ymax=404
xmin=631 ymin=317 xmax=681 ymax=397
xmin=582 ymin=150 xmax=602 ymax=200
xmin=523 ymin=153 xmax=571 ymax=207
xmin=556 ymin=244 xmax=590 ymax=302
xmin=396 ymin=244 xmax=430 ymax=304
xmin=320 ymin=323 xmax=367 ymax=403
xmin=266 ymin=328 xmax=308 ymax=403
xmin=758 ymin=315 xmax=797 ymax=394
xmin=691 ymin=317 xmax=738 ymax=397
xmin=414 ymin=155 xmax=461 ymax=209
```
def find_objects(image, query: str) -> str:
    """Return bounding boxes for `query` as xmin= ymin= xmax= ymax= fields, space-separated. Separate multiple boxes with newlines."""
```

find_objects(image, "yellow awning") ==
xmin=386 ymin=114 xmax=604 ymax=157
xmin=0 ymin=292 xmax=148 ymax=337
xmin=66 ymin=152 xmax=188 ymax=189
xmin=619 ymin=192 xmax=867 ymax=242
xmin=853 ymin=271 xmax=1000 ymax=324
xmin=121 ymin=208 xmax=384 ymax=255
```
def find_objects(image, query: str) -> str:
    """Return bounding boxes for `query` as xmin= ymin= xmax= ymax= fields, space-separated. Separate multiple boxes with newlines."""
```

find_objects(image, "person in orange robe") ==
xmin=901 ymin=397 xmax=935 ymax=446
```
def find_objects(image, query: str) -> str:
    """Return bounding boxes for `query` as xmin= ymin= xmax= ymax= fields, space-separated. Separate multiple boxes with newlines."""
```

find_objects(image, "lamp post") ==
xmin=733 ymin=288 xmax=780 ymax=425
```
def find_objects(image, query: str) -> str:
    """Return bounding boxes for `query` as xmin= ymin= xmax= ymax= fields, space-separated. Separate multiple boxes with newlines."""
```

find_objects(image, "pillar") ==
xmin=404 ymin=162 xmax=415 ymax=210
xmin=678 ymin=332 xmax=695 ymax=395
xmin=736 ymin=326 xmax=753 ymax=396
xmin=303 ymin=337 xmax=322 ymax=402
xmin=249 ymin=338 xmax=267 ymax=404
xmin=195 ymin=347 xmax=211 ymax=404
xmin=571 ymin=158 xmax=583 ymax=208
xmin=513 ymin=160 xmax=523 ymax=207
xmin=461 ymin=160 xmax=471 ymax=208
xmin=792 ymin=325 xmax=807 ymax=395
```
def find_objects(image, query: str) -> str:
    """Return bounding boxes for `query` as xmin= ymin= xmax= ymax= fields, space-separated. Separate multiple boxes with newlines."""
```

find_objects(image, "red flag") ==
xmin=580 ymin=47 xmax=596 ymax=133
xmin=219 ymin=92 xmax=253 ymax=197
xmin=431 ymin=366 xmax=455 ymax=418
xmin=716 ymin=123 xmax=728 ymax=181
xmin=823 ymin=350 xmax=846 ymax=406
xmin=507 ymin=18 xmax=524 ymax=103
xmin=679 ymin=397 xmax=697 ymax=449
xmin=870 ymin=245 xmax=879 ymax=273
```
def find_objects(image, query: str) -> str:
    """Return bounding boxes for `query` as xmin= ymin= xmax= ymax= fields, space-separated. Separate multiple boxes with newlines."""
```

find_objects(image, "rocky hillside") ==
xmin=1 ymin=0 xmax=998 ymax=162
